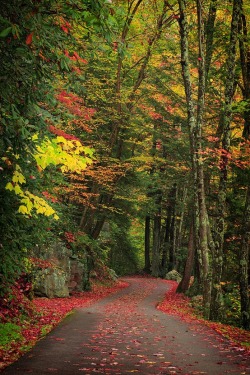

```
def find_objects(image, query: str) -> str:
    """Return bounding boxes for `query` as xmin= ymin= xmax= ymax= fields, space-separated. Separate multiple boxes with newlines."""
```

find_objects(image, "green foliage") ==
xmin=108 ymin=221 xmax=140 ymax=276
xmin=221 ymin=283 xmax=242 ymax=327
xmin=0 ymin=323 xmax=23 ymax=350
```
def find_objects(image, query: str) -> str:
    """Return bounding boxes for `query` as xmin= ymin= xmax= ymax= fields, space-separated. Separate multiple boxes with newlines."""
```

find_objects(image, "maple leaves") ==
xmin=55 ymin=90 xmax=95 ymax=133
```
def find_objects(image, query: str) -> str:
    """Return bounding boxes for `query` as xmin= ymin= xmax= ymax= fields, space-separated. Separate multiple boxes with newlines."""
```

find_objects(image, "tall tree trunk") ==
xmin=87 ymin=1 xmax=173 ymax=237
xmin=168 ymin=183 xmax=178 ymax=271
xmin=239 ymin=1 xmax=250 ymax=139
xmin=144 ymin=215 xmax=151 ymax=273
xmin=240 ymin=186 xmax=250 ymax=329
xmin=210 ymin=0 xmax=241 ymax=321
xmin=161 ymin=184 xmax=178 ymax=274
xmin=238 ymin=0 xmax=250 ymax=329
xmin=178 ymin=0 xmax=211 ymax=317
xmin=161 ymin=205 xmax=171 ymax=275
xmin=151 ymin=191 xmax=162 ymax=277
xmin=204 ymin=0 xmax=218 ymax=83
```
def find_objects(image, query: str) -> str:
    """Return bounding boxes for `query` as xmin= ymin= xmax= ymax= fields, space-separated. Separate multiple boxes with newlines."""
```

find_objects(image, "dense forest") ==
xmin=0 ymin=0 xmax=249 ymax=330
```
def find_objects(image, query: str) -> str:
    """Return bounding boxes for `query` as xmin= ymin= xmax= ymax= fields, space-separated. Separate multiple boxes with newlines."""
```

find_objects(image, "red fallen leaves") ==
xmin=158 ymin=281 xmax=250 ymax=354
xmin=0 ymin=281 xmax=129 ymax=370
xmin=0 ymin=277 xmax=34 ymax=322
xmin=33 ymin=280 xmax=129 ymax=323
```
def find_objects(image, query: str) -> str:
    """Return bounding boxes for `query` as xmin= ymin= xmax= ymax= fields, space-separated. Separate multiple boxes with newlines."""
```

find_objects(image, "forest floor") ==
xmin=0 ymin=277 xmax=249 ymax=374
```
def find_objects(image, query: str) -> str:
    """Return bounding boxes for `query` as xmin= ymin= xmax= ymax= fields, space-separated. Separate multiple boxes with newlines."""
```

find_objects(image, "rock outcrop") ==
xmin=165 ymin=269 xmax=182 ymax=283
xmin=32 ymin=242 xmax=87 ymax=298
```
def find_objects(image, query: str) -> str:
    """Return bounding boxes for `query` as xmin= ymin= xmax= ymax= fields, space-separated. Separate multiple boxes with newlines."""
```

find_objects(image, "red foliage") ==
xmin=29 ymin=257 xmax=54 ymax=269
xmin=158 ymin=281 xmax=250 ymax=354
xmin=0 ymin=277 xmax=34 ymax=323
xmin=26 ymin=33 xmax=33 ymax=45
xmin=56 ymin=90 xmax=96 ymax=121
xmin=63 ymin=231 xmax=76 ymax=248
xmin=33 ymin=280 xmax=129 ymax=325
xmin=42 ymin=190 xmax=59 ymax=203
xmin=60 ymin=21 xmax=71 ymax=34
xmin=64 ymin=50 xmax=88 ymax=64
xmin=47 ymin=124 xmax=81 ymax=142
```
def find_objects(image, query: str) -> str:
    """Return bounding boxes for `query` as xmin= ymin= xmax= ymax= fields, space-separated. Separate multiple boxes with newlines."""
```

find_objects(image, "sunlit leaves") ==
xmin=4 ymin=134 xmax=93 ymax=219
xmin=34 ymin=135 xmax=93 ymax=174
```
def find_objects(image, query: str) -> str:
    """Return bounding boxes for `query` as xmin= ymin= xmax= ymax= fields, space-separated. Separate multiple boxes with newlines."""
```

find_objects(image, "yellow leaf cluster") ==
xmin=33 ymin=135 xmax=93 ymax=174
xmin=4 ymin=134 xmax=93 ymax=220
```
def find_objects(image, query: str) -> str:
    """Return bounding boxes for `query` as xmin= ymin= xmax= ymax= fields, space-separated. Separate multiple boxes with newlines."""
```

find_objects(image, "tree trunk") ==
xmin=204 ymin=0 xmax=218 ymax=83
xmin=238 ymin=1 xmax=250 ymax=329
xmin=239 ymin=1 xmax=250 ymax=139
xmin=240 ymin=186 xmax=250 ymax=329
xmin=144 ymin=215 xmax=151 ymax=273
xmin=161 ymin=207 xmax=171 ymax=275
xmin=210 ymin=0 xmax=241 ymax=321
xmin=175 ymin=185 xmax=188 ymax=270
xmin=151 ymin=191 xmax=162 ymax=277
xmin=168 ymin=183 xmax=178 ymax=271
xmin=178 ymin=0 xmax=211 ymax=317
xmin=176 ymin=222 xmax=195 ymax=293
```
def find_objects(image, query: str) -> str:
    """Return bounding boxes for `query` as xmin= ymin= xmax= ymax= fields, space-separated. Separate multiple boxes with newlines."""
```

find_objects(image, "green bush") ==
xmin=0 ymin=323 xmax=23 ymax=350
xmin=222 ymin=283 xmax=241 ymax=327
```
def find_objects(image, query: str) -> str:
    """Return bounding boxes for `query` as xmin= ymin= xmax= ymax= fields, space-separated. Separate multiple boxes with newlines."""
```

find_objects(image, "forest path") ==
xmin=1 ymin=277 xmax=249 ymax=375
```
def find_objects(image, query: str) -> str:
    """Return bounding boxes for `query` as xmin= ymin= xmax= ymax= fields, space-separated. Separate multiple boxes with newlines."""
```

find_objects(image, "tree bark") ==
xmin=144 ymin=215 xmax=151 ymax=273
xmin=240 ymin=186 xmax=250 ymax=329
xmin=204 ymin=0 xmax=218 ymax=83
xmin=238 ymin=0 xmax=250 ymax=329
xmin=239 ymin=0 xmax=250 ymax=139
xmin=175 ymin=185 xmax=188 ymax=270
xmin=176 ymin=222 xmax=195 ymax=293
xmin=168 ymin=183 xmax=178 ymax=271
xmin=151 ymin=191 xmax=162 ymax=277
xmin=178 ymin=0 xmax=211 ymax=317
xmin=210 ymin=0 xmax=241 ymax=321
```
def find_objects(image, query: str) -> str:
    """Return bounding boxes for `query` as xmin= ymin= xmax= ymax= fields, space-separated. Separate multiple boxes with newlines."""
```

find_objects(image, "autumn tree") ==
xmin=0 ymin=0 xmax=113 ymax=292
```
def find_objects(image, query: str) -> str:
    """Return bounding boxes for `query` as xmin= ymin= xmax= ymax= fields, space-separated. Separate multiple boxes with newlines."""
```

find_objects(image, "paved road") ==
xmin=1 ymin=278 xmax=249 ymax=374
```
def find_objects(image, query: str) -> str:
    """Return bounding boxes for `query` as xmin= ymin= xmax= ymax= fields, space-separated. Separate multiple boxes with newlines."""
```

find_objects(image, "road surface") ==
xmin=1 ymin=277 xmax=249 ymax=374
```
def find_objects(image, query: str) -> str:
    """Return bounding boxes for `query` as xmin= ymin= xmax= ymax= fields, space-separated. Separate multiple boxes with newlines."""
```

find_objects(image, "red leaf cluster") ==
xmin=42 ymin=190 xmax=59 ymax=203
xmin=56 ymin=90 xmax=96 ymax=120
xmin=0 ymin=278 xmax=34 ymax=323
xmin=29 ymin=257 xmax=54 ymax=269
xmin=60 ymin=21 xmax=71 ymax=34
xmin=47 ymin=124 xmax=81 ymax=142
xmin=64 ymin=50 xmax=88 ymax=64
xmin=26 ymin=32 xmax=33 ymax=46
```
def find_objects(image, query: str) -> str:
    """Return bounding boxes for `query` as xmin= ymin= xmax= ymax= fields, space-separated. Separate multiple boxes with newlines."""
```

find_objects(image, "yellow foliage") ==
xmin=33 ymin=135 xmax=93 ymax=174
xmin=4 ymin=134 xmax=93 ymax=220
